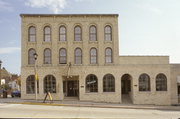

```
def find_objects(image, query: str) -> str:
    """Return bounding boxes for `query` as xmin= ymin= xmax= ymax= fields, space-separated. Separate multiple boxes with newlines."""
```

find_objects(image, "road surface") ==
xmin=0 ymin=103 xmax=180 ymax=119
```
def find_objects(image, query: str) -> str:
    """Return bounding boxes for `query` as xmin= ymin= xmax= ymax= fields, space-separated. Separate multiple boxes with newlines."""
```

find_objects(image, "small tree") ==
xmin=0 ymin=84 xmax=11 ymax=90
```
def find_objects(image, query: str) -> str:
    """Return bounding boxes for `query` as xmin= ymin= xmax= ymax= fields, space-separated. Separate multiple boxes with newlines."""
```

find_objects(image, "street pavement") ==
xmin=0 ymin=97 xmax=180 ymax=111
xmin=0 ymin=103 xmax=180 ymax=118
xmin=0 ymin=97 xmax=180 ymax=118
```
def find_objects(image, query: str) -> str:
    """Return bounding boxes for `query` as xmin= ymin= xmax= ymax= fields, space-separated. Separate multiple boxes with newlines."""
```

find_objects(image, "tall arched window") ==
xmin=90 ymin=48 xmax=97 ymax=64
xmin=104 ymin=25 xmax=112 ymax=41
xmin=103 ymin=74 xmax=115 ymax=92
xmin=28 ymin=48 xmax=36 ymax=64
xmin=105 ymin=48 xmax=112 ymax=63
xmin=89 ymin=25 xmax=97 ymax=41
xmin=44 ymin=26 xmax=51 ymax=42
xmin=139 ymin=73 xmax=150 ymax=91
xmin=44 ymin=75 xmax=56 ymax=93
xmin=28 ymin=26 xmax=36 ymax=42
xmin=44 ymin=48 xmax=51 ymax=64
xmin=75 ymin=48 xmax=82 ymax=64
xmin=59 ymin=48 xmax=67 ymax=64
xmin=26 ymin=75 xmax=39 ymax=94
xmin=59 ymin=26 xmax=66 ymax=41
xmin=74 ymin=26 xmax=82 ymax=41
xmin=156 ymin=73 xmax=167 ymax=91
xmin=86 ymin=74 xmax=98 ymax=93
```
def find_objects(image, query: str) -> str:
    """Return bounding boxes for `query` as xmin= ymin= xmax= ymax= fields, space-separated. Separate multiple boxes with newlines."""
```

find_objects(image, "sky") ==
xmin=0 ymin=0 xmax=180 ymax=75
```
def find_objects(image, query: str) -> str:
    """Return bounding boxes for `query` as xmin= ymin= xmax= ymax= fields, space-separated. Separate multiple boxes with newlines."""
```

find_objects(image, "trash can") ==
xmin=3 ymin=90 xmax=7 ymax=98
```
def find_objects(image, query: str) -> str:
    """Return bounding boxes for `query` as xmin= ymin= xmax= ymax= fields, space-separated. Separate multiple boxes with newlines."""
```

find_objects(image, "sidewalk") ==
xmin=0 ymin=97 xmax=180 ymax=111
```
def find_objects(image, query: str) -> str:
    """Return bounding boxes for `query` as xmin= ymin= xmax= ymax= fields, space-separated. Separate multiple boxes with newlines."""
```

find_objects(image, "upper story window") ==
xmin=59 ymin=26 xmax=66 ymax=41
xmin=105 ymin=48 xmax=112 ymax=63
xmin=28 ymin=26 xmax=36 ymax=42
xmin=90 ymin=48 xmax=97 ymax=64
xmin=74 ymin=26 xmax=82 ymax=41
xmin=139 ymin=73 xmax=150 ymax=91
xmin=89 ymin=25 xmax=97 ymax=41
xmin=44 ymin=26 xmax=51 ymax=42
xmin=104 ymin=25 xmax=112 ymax=41
xmin=59 ymin=48 xmax=67 ymax=64
xmin=44 ymin=48 xmax=51 ymax=64
xmin=28 ymin=48 xmax=36 ymax=64
xmin=156 ymin=73 xmax=167 ymax=91
xmin=75 ymin=48 xmax=82 ymax=64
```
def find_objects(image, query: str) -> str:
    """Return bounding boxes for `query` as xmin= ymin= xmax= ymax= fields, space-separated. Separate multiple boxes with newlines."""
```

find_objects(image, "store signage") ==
xmin=87 ymin=80 xmax=96 ymax=85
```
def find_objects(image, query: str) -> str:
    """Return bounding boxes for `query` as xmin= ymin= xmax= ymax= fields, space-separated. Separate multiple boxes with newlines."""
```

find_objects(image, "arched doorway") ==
xmin=121 ymin=74 xmax=132 ymax=104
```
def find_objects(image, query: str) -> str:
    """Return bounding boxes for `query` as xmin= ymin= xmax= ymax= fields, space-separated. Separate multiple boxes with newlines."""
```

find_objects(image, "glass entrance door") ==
xmin=63 ymin=80 xmax=79 ymax=97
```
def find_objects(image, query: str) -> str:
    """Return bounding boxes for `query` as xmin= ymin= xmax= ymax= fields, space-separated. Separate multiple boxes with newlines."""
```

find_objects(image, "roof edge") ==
xmin=20 ymin=14 xmax=119 ymax=17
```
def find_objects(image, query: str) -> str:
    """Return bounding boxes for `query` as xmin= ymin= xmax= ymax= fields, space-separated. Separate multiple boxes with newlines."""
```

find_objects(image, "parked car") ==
xmin=11 ymin=90 xmax=21 ymax=97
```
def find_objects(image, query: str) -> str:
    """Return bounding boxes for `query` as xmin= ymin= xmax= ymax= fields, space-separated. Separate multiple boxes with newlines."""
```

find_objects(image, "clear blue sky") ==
xmin=0 ymin=0 xmax=180 ymax=74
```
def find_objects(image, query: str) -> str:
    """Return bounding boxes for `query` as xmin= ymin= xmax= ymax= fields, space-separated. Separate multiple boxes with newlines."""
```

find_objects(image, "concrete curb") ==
xmin=7 ymin=102 xmax=180 ymax=111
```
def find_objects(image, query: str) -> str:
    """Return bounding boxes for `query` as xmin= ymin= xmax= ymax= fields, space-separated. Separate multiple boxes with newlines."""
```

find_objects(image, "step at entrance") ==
xmin=122 ymin=94 xmax=132 ymax=104
xmin=64 ymin=97 xmax=79 ymax=101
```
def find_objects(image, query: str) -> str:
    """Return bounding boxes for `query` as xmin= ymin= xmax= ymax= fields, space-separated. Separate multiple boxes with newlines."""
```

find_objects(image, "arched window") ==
xmin=103 ymin=74 xmax=115 ymax=92
xmin=89 ymin=25 xmax=97 ymax=41
xmin=105 ymin=48 xmax=112 ymax=63
xmin=28 ymin=26 xmax=36 ymax=42
xmin=156 ymin=73 xmax=167 ymax=91
xmin=59 ymin=26 xmax=66 ymax=41
xmin=86 ymin=74 xmax=98 ymax=92
xmin=75 ymin=48 xmax=82 ymax=64
xmin=90 ymin=48 xmax=97 ymax=64
xmin=104 ymin=25 xmax=112 ymax=41
xmin=26 ymin=75 xmax=39 ymax=94
xmin=28 ymin=48 xmax=36 ymax=64
xmin=74 ymin=26 xmax=82 ymax=41
xmin=44 ymin=26 xmax=51 ymax=42
xmin=59 ymin=48 xmax=67 ymax=64
xmin=139 ymin=73 xmax=150 ymax=91
xmin=44 ymin=75 xmax=56 ymax=93
xmin=44 ymin=48 xmax=51 ymax=64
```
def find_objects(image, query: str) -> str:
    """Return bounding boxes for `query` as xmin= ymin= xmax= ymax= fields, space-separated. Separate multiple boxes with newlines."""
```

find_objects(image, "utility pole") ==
xmin=33 ymin=53 xmax=38 ymax=100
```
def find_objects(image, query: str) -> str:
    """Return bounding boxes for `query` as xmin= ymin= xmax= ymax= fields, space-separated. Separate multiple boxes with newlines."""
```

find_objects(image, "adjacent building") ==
xmin=20 ymin=14 xmax=180 ymax=105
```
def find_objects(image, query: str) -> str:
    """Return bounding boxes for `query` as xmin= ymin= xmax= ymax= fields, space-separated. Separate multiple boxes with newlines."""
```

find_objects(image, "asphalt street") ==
xmin=0 ymin=103 xmax=180 ymax=119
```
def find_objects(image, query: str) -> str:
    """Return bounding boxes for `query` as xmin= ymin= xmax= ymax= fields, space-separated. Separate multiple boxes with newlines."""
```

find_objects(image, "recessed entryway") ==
xmin=63 ymin=76 xmax=79 ymax=100
xmin=121 ymin=74 xmax=132 ymax=104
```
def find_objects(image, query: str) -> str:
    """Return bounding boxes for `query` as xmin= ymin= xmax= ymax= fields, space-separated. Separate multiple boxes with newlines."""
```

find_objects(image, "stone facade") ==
xmin=20 ymin=14 xmax=180 ymax=105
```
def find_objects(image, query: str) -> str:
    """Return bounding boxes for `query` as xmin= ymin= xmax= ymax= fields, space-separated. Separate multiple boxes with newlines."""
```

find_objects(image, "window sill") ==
xmin=89 ymin=41 xmax=98 ymax=44
xmin=42 ymin=41 xmax=52 ymax=44
xmin=156 ymin=90 xmax=168 ymax=92
xmin=27 ymin=41 xmax=36 ymax=44
xmin=42 ymin=64 xmax=52 ymax=67
xmin=58 ymin=41 xmax=67 ymax=44
xmin=73 ymin=41 xmax=83 ymax=44
xmin=103 ymin=92 xmax=116 ymax=93
xmin=85 ymin=92 xmax=98 ymax=94
xmin=27 ymin=64 xmax=35 ymax=67
xmin=104 ymin=41 xmax=113 ymax=44
xmin=138 ymin=91 xmax=151 ymax=93
xmin=73 ymin=64 xmax=83 ymax=66
xmin=58 ymin=64 xmax=67 ymax=66
xmin=89 ymin=64 xmax=98 ymax=66
xmin=104 ymin=63 xmax=114 ymax=66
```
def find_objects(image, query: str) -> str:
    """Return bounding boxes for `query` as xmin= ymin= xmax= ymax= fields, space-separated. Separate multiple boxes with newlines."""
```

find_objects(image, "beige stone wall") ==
xmin=21 ymin=63 xmax=171 ymax=105
xmin=170 ymin=64 xmax=180 ymax=104
xmin=119 ymin=56 xmax=169 ymax=64
xmin=21 ymin=14 xmax=176 ymax=105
